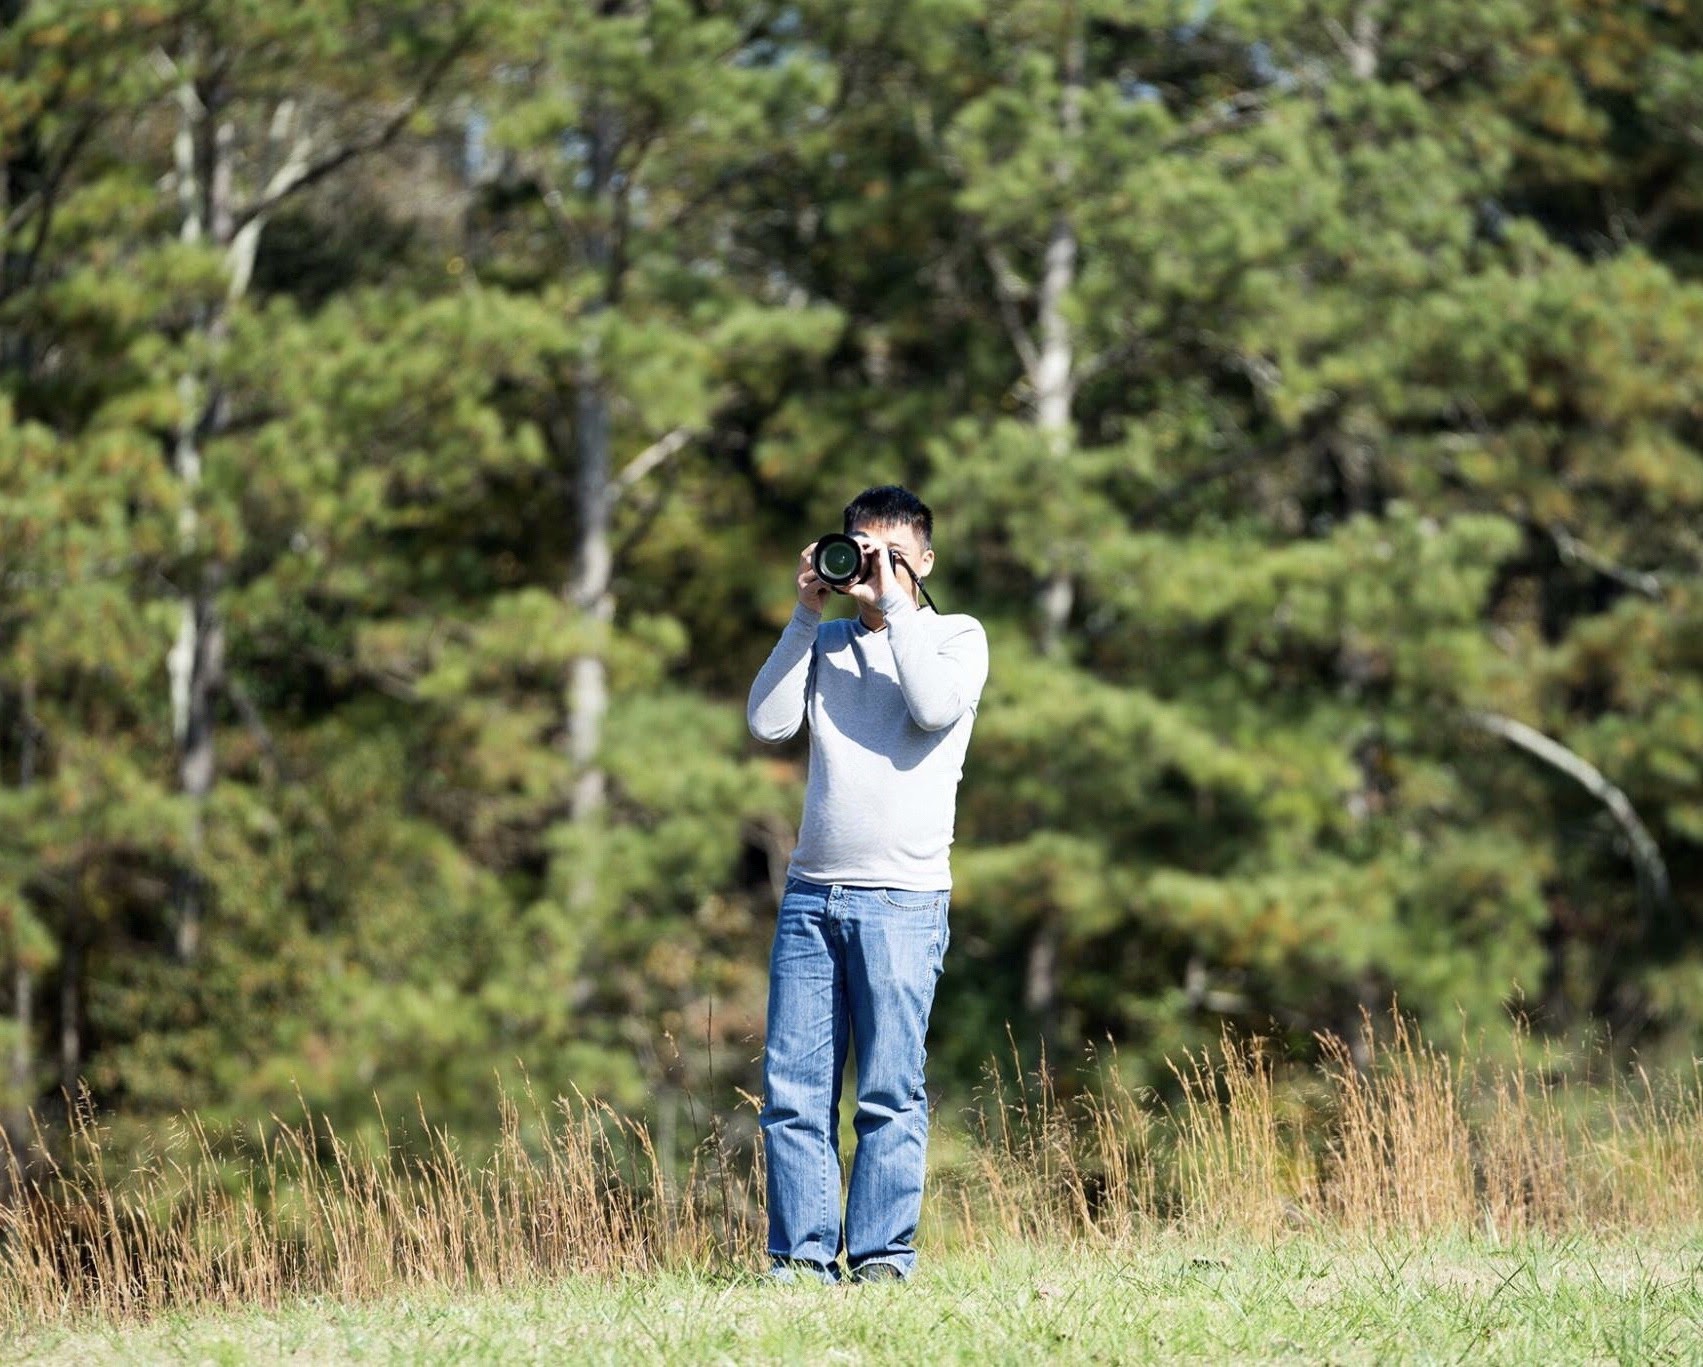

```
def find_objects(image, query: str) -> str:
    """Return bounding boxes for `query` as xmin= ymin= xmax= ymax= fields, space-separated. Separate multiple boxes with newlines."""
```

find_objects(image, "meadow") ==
xmin=5 ymin=1015 xmax=1703 ymax=1362
xmin=12 ymin=1235 xmax=1703 ymax=1364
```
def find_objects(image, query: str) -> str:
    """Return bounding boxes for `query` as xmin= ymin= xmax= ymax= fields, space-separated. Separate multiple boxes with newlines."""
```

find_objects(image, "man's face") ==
xmin=849 ymin=520 xmax=935 ymax=597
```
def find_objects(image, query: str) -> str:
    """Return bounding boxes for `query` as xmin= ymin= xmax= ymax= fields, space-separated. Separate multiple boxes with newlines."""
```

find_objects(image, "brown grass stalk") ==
xmin=5 ymin=1009 xmax=1703 ymax=1330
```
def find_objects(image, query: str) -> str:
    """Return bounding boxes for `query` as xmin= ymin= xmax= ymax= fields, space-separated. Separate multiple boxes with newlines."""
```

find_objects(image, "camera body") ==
xmin=813 ymin=532 xmax=899 ymax=589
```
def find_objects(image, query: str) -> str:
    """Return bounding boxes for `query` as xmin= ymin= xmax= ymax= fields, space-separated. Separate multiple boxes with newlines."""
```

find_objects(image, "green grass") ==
xmin=9 ymin=1234 xmax=1703 ymax=1364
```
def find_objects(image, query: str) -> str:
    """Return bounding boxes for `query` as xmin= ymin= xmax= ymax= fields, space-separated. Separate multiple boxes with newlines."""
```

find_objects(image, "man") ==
xmin=746 ymin=484 xmax=989 ymax=1285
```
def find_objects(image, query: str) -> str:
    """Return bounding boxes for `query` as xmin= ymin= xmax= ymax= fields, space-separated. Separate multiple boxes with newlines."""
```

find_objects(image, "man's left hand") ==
xmin=843 ymin=535 xmax=904 ymax=608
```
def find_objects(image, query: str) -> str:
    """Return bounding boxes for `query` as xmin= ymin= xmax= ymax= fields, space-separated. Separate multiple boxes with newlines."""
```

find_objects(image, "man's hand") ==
xmin=843 ymin=534 xmax=904 ymax=608
xmin=797 ymin=542 xmax=832 ymax=612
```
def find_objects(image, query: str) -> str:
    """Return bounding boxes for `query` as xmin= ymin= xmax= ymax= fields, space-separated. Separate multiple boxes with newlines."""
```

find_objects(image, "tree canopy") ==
xmin=2 ymin=0 xmax=1700 ymax=1154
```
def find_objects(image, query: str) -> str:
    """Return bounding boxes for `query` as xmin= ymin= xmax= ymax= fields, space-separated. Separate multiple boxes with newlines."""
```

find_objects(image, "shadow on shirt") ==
xmin=812 ymin=637 xmax=958 ymax=774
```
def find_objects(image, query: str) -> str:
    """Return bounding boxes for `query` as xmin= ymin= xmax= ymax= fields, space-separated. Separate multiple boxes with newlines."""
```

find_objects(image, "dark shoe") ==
xmin=766 ymin=1259 xmax=841 ymax=1286
xmin=850 ymin=1261 xmax=905 ymax=1284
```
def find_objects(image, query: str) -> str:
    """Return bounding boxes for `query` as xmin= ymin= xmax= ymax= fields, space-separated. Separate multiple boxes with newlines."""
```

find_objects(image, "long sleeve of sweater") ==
xmin=746 ymin=603 xmax=821 ymax=742
xmin=877 ymin=590 xmax=989 ymax=732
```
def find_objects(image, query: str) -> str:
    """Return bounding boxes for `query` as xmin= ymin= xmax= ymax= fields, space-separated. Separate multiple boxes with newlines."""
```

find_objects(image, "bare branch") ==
xmin=1074 ymin=337 xmax=1144 ymax=390
xmin=225 ymin=122 xmax=312 ymax=299
xmin=226 ymin=111 xmax=399 ymax=233
xmin=225 ymin=671 xmax=291 ymax=784
xmin=613 ymin=427 xmax=693 ymax=501
xmin=1322 ymin=17 xmax=1358 ymax=67
xmin=303 ymin=645 xmax=421 ymax=704
xmin=536 ymin=178 xmax=584 ymax=253
xmin=226 ymin=27 xmax=475 ymax=234
xmin=984 ymin=245 xmax=1041 ymax=382
xmin=1548 ymin=523 xmax=1663 ymax=600
xmin=2 ymin=190 xmax=41 ymax=239
xmin=1123 ymin=430 xmax=1323 ymax=528
xmin=1467 ymin=709 xmax=1671 ymax=910
xmin=12 ymin=114 xmax=101 ymax=290
xmin=1325 ymin=2 xmax=1382 ymax=81
xmin=1164 ymin=90 xmax=1269 ymax=151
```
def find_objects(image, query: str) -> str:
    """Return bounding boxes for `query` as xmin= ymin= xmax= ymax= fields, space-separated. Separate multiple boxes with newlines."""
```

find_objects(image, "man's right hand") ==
xmin=797 ymin=542 xmax=831 ymax=612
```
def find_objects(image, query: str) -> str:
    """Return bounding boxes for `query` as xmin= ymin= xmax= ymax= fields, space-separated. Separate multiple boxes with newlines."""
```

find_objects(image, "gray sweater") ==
xmin=747 ymin=590 xmax=989 ymax=891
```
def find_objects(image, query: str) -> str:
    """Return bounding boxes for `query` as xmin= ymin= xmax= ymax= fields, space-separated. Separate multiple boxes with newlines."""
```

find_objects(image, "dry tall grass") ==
xmin=0 ymin=1081 xmax=760 ymax=1326
xmin=942 ymin=1010 xmax=1703 ymax=1246
xmin=5 ymin=1010 xmax=1703 ymax=1328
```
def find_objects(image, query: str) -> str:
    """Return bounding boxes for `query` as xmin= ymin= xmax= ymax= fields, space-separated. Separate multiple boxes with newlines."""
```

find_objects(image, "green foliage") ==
xmin=1 ymin=0 xmax=1700 ymax=1157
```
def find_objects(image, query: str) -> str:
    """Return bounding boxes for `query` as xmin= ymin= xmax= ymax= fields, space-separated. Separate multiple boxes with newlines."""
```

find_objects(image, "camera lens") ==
xmin=813 ymin=534 xmax=867 ymax=587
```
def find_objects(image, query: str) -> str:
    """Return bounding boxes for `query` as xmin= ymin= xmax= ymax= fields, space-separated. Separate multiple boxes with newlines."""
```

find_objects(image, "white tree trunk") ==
xmin=169 ymin=586 xmax=223 ymax=961
xmin=4 ymin=675 xmax=36 ymax=1163
xmin=1034 ymin=212 xmax=1077 ymax=657
xmin=57 ymin=907 xmax=79 ymax=1094
xmin=1034 ymin=23 xmax=1082 ymax=658
xmin=1023 ymin=916 xmax=1061 ymax=1061
xmin=168 ymin=73 xmax=214 ymax=961
xmin=568 ymin=353 xmax=614 ymax=825
xmin=1020 ymin=23 xmax=1086 ymax=1053
xmin=166 ymin=76 xmax=309 ymax=960
xmin=7 ymin=958 xmax=31 ymax=1140
xmin=562 ymin=110 xmax=623 ymax=853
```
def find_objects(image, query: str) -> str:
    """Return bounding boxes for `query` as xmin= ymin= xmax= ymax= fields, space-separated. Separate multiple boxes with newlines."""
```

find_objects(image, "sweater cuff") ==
xmin=878 ymin=588 xmax=917 ymax=618
xmin=790 ymin=602 xmax=823 ymax=628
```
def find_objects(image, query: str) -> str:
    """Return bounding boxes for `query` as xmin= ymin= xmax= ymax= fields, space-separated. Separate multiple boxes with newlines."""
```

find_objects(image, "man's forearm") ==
xmin=879 ymin=590 xmax=987 ymax=732
xmin=747 ymin=604 xmax=821 ymax=742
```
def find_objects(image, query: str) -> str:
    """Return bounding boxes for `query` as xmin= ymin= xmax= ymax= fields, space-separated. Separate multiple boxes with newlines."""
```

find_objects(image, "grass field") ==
xmin=7 ymin=1015 xmax=1703 ymax=1360
xmin=9 ymin=1234 xmax=1702 ymax=1364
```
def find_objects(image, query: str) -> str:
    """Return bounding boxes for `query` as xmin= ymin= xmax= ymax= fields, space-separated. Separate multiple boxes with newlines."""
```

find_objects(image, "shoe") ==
xmin=850 ymin=1261 xmax=905 ymax=1284
xmin=766 ymin=1259 xmax=841 ymax=1286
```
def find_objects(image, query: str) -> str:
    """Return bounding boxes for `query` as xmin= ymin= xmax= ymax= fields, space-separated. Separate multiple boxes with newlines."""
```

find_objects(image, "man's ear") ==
xmin=916 ymin=547 xmax=937 ymax=579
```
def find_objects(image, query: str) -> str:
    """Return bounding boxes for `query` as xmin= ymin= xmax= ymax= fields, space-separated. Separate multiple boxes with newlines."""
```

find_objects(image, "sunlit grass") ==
xmin=4 ymin=1008 xmax=1703 ymax=1349
xmin=10 ymin=1235 xmax=1703 ymax=1364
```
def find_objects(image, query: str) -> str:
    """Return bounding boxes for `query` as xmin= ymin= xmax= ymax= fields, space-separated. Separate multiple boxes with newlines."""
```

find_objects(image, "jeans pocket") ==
xmin=876 ymin=887 xmax=945 ymax=910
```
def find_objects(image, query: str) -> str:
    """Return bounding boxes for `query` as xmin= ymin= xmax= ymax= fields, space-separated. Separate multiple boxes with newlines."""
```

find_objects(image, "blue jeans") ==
xmin=759 ymin=877 xmax=950 ymax=1282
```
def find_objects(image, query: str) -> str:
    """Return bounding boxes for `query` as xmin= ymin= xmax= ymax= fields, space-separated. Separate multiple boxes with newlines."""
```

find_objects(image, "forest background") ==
xmin=2 ymin=0 xmax=1701 ymax=1171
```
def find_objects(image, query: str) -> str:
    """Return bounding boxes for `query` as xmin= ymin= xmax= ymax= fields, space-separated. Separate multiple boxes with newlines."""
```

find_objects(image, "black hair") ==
xmin=842 ymin=485 xmax=933 ymax=548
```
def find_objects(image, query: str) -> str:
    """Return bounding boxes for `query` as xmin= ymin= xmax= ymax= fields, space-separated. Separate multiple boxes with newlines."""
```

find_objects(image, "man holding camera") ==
xmin=747 ymin=485 xmax=989 ymax=1285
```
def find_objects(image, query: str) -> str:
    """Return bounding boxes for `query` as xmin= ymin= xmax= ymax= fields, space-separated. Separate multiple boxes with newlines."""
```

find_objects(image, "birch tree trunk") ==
xmin=1034 ymin=19 xmax=1082 ymax=659
xmin=1022 ymin=16 xmax=1085 ymax=1059
xmin=552 ymin=106 xmax=695 ymax=913
xmin=1033 ymin=209 xmax=1077 ymax=658
xmin=4 ymin=672 xmax=37 ymax=1168
xmin=57 ymin=894 xmax=79 ymax=1096
xmin=562 ymin=109 xmax=621 ymax=848
xmin=6 ymin=959 xmax=30 ymax=1144
xmin=166 ymin=68 xmax=221 ymax=963
xmin=163 ymin=46 xmax=407 ymax=958
xmin=568 ymin=355 xmax=614 ymax=825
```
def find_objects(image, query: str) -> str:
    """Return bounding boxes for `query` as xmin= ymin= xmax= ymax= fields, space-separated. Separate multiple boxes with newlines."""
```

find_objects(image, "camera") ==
xmin=812 ymin=533 xmax=898 ymax=589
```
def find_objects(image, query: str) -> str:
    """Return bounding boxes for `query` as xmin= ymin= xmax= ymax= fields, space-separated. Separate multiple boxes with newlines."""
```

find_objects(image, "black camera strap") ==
xmin=894 ymin=554 xmax=940 ymax=613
